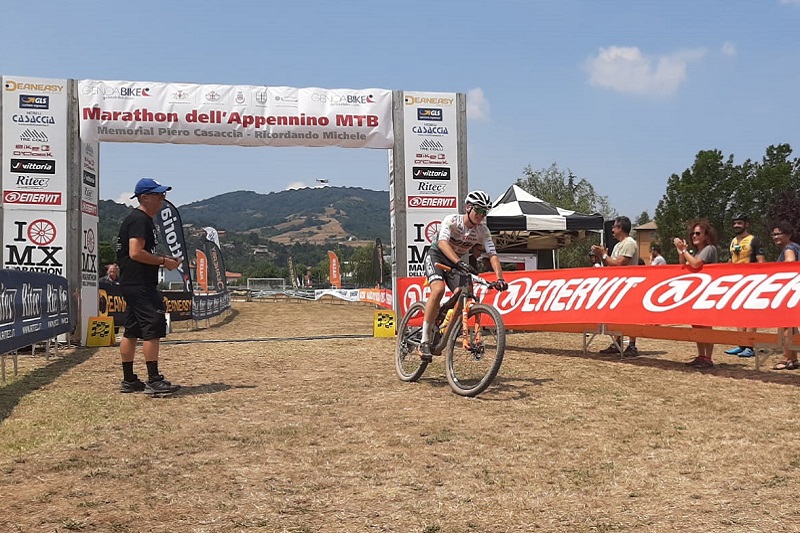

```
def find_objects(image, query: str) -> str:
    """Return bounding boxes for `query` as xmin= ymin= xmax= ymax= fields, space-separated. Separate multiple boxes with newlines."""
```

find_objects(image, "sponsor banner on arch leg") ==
xmin=78 ymin=80 xmax=393 ymax=148
xmin=397 ymin=262 xmax=800 ymax=329
xmin=3 ymin=211 xmax=67 ymax=276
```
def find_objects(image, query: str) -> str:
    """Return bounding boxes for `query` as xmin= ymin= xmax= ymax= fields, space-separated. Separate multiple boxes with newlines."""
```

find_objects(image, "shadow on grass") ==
xmin=508 ymin=344 xmax=800 ymax=387
xmin=0 ymin=348 xmax=97 ymax=423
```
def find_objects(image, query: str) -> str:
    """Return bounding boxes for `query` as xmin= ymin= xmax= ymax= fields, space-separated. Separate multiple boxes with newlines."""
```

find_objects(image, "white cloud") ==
xmin=285 ymin=181 xmax=306 ymax=190
xmin=721 ymin=42 xmax=736 ymax=56
xmin=116 ymin=192 xmax=137 ymax=206
xmin=584 ymin=45 xmax=706 ymax=96
xmin=780 ymin=0 xmax=800 ymax=5
xmin=467 ymin=87 xmax=490 ymax=120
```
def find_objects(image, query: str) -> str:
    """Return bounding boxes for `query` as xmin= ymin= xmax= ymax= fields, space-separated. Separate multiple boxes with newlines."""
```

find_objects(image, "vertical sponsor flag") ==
xmin=204 ymin=239 xmax=229 ymax=292
xmin=154 ymin=199 xmax=193 ymax=293
xmin=204 ymin=226 xmax=220 ymax=248
xmin=328 ymin=250 xmax=341 ymax=289
xmin=196 ymin=249 xmax=208 ymax=292
xmin=374 ymin=238 xmax=384 ymax=286
xmin=288 ymin=256 xmax=298 ymax=289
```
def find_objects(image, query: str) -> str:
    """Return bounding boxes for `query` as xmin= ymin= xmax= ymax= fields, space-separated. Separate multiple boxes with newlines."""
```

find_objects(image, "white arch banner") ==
xmin=78 ymin=80 xmax=394 ymax=148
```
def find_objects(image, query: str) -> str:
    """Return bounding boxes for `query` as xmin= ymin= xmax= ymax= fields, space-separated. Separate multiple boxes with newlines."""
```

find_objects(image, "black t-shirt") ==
xmin=116 ymin=208 xmax=160 ymax=286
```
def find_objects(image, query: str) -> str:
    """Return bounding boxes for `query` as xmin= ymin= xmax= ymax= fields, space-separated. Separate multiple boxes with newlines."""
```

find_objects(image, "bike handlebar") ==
xmin=434 ymin=262 xmax=505 ymax=291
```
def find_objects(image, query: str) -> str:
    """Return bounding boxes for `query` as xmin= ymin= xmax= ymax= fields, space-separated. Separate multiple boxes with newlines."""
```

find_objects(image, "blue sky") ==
xmin=2 ymin=0 xmax=799 ymax=218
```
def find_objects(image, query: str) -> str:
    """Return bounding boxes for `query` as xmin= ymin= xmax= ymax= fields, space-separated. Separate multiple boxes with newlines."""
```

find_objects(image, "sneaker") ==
xmin=598 ymin=344 xmax=621 ymax=355
xmin=623 ymin=344 xmax=639 ymax=357
xmin=419 ymin=342 xmax=433 ymax=363
xmin=120 ymin=375 xmax=146 ymax=393
xmin=686 ymin=357 xmax=713 ymax=368
xmin=724 ymin=346 xmax=744 ymax=355
xmin=737 ymin=347 xmax=756 ymax=358
xmin=144 ymin=375 xmax=181 ymax=394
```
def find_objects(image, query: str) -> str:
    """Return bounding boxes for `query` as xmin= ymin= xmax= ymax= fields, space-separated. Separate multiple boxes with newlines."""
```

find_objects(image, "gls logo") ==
xmin=19 ymin=95 xmax=49 ymax=109
xmin=417 ymin=108 xmax=442 ymax=121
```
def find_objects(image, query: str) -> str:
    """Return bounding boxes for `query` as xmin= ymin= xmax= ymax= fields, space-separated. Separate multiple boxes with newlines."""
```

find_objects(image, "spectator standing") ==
xmin=724 ymin=214 xmax=766 ymax=358
xmin=674 ymin=219 xmax=719 ymax=368
xmin=650 ymin=244 xmax=667 ymax=265
xmin=592 ymin=216 xmax=640 ymax=355
xmin=771 ymin=221 xmax=799 ymax=370
xmin=99 ymin=263 xmax=120 ymax=285
xmin=116 ymin=178 xmax=182 ymax=394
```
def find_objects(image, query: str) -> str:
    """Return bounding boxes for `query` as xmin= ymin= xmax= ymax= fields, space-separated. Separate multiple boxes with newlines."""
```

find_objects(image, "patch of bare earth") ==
xmin=1 ymin=301 xmax=800 ymax=532
xmin=268 ymin=208 xmax=371 ymax=247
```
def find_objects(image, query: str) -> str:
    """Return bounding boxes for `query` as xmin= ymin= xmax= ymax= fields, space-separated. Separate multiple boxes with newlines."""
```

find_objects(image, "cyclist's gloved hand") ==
xmin=495 ymin=279 xmax=509 ymax=292
xmin=456 ymin=260 xmax=478 ymax=275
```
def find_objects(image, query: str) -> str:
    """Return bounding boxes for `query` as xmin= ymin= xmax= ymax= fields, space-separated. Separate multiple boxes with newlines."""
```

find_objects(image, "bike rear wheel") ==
xmin=445 ymin=303 xmax=506 ymax=397
xmin=395 ymin=302 xmax=429 ymax=382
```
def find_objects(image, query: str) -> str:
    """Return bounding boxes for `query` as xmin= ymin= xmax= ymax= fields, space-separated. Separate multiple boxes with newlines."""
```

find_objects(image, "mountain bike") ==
xmin=395 ymin=263 xmax=507 ymax=397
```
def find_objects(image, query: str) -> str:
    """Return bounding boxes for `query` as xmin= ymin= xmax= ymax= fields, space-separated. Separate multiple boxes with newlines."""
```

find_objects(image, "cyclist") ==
xmin=419 ymin=190 xmax=509 ymax=361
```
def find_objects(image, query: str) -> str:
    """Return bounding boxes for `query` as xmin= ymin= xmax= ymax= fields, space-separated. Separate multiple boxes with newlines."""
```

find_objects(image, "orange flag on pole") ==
xmin=196 ymin=249 xmax=208 ymax=292
xmin=328 ymin=250 xmax=341 ymax=288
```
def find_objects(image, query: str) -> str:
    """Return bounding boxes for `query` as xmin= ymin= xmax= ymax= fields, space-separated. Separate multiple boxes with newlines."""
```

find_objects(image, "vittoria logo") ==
xmin=412 ymin=167 xmax=450 ymax=180
xmin=11 ymin=159 xmax=56 ymax=174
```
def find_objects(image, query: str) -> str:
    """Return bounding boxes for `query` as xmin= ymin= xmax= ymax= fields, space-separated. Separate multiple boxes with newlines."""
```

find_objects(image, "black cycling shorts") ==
xmin=423 ymin=248 xmax=468 ymax=291
xmin=121 ymin=284 xmax=167 ymax=340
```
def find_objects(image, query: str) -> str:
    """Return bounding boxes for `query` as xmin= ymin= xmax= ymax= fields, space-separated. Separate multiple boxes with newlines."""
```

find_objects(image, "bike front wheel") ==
xmin=395 ymin=301 xmax=429 ymax=382
xmin=445 ymin=303 xmax=506 ymax=397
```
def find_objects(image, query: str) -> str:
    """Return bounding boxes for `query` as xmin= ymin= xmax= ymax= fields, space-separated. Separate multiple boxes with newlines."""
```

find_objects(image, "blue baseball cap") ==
xmin=131 ymin=177 xmax=172 ymax=199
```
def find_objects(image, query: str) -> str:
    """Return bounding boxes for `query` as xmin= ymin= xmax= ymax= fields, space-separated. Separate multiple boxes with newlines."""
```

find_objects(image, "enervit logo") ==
xmin=3 ymin=191 xmax=62 ymax=205
xmin=4 ymin=80 xmax=64 ymax=93
xmin=417 ymin=108 xmax=442 ymax=121
xmin=311 ymin=92 xmax=375 ymax=104
xmin=417 ymin=182 xmax=447 ymax=194
xmin=19 ymin=95 xmax=49 ymax=109
xmin=404 ymin=95 xmax=454 ymax=106
xmin=81 ymin=201 xmax=98 ymax=216
xmin=411 ymin=125 xmax=448 ymax=136
xmin=412 ymin=166 xmax=450 ymax=180
xmin=408 ymin=196 xmax=457 ymax=209
xmin=11 ymin=159 xmax=56 ymax=174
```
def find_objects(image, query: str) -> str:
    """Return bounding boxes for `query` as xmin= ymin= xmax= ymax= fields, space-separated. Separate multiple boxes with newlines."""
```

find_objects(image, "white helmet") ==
xmin=465 ymin=190 xmax=491 ymax=210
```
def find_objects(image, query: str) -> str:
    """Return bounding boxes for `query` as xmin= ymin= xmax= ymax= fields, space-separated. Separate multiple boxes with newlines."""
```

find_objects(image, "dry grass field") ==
xmin=1 ymin=300 xmax=800 ymax=532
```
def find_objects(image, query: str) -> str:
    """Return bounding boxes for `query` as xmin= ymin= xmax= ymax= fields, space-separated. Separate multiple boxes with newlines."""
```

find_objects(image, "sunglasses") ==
xmin=691 ymin=231 xmax=703 ymax=236
xmin=772 ymin=232 xmax=784 ymax=237
xmin=472 ymin=207 xmax=488 ymax=216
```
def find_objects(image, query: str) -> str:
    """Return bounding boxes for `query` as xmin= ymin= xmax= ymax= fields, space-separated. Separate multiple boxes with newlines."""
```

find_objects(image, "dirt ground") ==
xmin=1 ymin=300 xmax=800 ymax=532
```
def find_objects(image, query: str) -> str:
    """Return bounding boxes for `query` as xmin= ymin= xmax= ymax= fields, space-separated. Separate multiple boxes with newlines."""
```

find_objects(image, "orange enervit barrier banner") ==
xmin=397 ymin=262 xmax=800 ymax=329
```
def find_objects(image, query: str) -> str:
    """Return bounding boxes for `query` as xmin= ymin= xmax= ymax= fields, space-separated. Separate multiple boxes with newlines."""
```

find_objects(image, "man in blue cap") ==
xmin=117 ymin=178 xmax=182 ymax=394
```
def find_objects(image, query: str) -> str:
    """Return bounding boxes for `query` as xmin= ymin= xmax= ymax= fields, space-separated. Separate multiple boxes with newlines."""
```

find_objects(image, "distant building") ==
xmin=633 ymin=220 xmax=658 ymax=265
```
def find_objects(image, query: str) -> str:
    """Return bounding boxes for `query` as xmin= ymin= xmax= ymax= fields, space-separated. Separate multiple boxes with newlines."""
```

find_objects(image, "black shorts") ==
xmin=121 ymin=284 xmax=167 ymax=340
xmin=423 ymin=248 xmax=468 ymax=291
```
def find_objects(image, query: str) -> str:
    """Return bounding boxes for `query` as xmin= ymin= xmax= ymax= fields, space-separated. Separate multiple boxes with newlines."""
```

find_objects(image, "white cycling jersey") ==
xmin=431 ymin=214 xmax=497 ymax=257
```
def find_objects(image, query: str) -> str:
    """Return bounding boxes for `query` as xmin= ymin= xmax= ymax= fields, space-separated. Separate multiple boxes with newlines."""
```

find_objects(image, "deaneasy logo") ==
xmin=411 ymin=125 xmax=448 ymax=136
xmin=412 ymin=166 xmax=450 ymax=180
xmin=408 ymin=196 xmax=457 ymax=209
xmin=11 ymin=159 xmax=55 ymax=174
xmin=3 ymin=191 xmax=62 ymax=205
xmin=404 ymin=95 xmax=454 ymax=106
xmin=417 ymin=181 xmax=447 ymax=194
xmin=643 ymin=272 xmax=800 ymax=312
xmin=417 ymin=108 xmax=442 ymax=121
xmin=19 ymin=95 xmax=50 ymax=109
xmin=5 ymin=80 xmax=64 ymax=93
